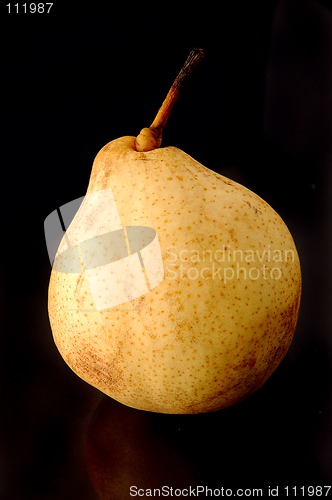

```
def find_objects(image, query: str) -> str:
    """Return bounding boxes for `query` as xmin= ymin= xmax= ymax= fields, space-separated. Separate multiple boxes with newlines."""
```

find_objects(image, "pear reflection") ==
xmin=85 ymin=397 xmax=200 ymax=499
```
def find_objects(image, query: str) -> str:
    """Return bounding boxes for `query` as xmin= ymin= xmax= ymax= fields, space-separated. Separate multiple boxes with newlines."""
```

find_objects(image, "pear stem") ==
xmin=135 ymin=48 xmax=205 ymax=152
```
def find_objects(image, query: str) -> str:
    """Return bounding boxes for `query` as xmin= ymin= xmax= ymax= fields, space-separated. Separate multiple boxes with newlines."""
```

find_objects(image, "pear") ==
xmin=48 ymin=49 xmax=301 ymax=414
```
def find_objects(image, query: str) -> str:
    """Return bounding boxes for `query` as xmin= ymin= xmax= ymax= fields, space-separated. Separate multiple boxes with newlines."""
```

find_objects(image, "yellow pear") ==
xmin=48 ymin=49 xmax=301 ymax=414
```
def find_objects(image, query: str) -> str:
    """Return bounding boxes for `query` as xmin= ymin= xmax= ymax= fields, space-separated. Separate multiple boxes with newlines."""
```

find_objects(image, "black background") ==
xmin=0 ymin=1 xmax=331 ymax=498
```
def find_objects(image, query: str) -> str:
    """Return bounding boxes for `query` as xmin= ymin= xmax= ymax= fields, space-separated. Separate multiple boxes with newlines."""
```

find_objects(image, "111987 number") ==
xmin=6 ymin=3 xmax=53 ymax=13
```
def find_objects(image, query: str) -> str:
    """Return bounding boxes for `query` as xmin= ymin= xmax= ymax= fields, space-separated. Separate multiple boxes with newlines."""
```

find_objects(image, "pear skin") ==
xmin=48 ymin=136 xmax=301 ymax=414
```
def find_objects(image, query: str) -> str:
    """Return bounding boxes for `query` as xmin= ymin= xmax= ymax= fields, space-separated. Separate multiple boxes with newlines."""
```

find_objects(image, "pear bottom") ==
xmin=48 ymin=270 xmax=300 ymax=414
